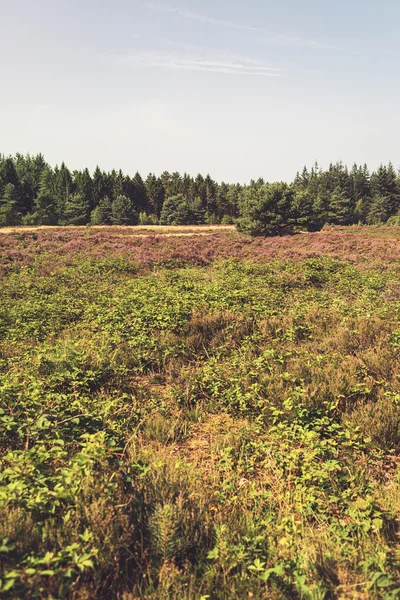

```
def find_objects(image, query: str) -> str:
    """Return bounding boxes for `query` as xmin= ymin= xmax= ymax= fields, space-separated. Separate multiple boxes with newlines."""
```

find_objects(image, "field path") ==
xmin=0 ymin=224 xmax=236 ymax=236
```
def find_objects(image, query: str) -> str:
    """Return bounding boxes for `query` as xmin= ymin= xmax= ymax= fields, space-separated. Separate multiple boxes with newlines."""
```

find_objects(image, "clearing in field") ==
xmin=1 ymin=226 xmax=400 ymax=599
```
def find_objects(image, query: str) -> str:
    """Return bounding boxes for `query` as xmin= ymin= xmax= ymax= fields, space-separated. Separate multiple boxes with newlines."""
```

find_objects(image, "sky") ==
xmin=1 ymin=0 xmax=400 ymax=182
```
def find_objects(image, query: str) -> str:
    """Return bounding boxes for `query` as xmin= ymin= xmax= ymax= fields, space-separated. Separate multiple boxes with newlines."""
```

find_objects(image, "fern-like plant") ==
xmin=148 ymin=503 xmax=181 ymax=561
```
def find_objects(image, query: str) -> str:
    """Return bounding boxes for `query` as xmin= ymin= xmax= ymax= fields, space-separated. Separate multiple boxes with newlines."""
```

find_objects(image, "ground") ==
xmin=1 ymin=225 xmax=400 ymax=599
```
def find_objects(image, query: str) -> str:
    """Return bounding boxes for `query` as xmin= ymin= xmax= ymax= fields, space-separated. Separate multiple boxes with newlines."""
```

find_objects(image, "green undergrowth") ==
xmin=1 ymin=250 xmax=400 ymax=599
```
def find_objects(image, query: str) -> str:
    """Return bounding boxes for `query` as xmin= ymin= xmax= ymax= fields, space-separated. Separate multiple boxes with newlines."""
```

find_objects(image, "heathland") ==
xmin=1 ymin=225 xmax=400 ymax=599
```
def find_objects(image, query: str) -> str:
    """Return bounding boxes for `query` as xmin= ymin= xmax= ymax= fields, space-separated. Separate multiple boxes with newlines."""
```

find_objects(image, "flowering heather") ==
xmin=1 ymin=225 xmax=400 ymax=599
xmin=1 ymin=225 xmax=400 ymax=275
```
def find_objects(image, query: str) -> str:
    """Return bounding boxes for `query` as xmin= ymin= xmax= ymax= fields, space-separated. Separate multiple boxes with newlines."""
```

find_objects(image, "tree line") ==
xmin=1 ymin=154 xmax=400 ymax=234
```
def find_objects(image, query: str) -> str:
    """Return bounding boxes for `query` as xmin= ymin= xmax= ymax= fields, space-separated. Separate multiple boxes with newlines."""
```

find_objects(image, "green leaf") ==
xmin=1 ymin=579 xmax=16 ymax=591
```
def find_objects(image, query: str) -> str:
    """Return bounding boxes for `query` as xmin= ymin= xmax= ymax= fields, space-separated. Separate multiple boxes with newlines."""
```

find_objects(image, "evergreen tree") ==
xmin=62 ymin=194 xmax=90 ymax=225
xmin=182 ymin=173 xmax=193 ymax=199
xmin=366 ymin=195 xmax=390 ymax=224
xmin=190 ymin=196 xmax=206 ymax=224
xmin=145 ymin=174 xmax=165 ymax=218
xmin=160 ymin=194 xmax=189 ymax=225
xmin=111 ymin=169 xmax=124 ymax=200
xmin=131 ymin=172 xmax=149 ymax=213
xmin=90 ymin=196 xmax=113 ymax=225
xmin=328 ymin=189 xmax=353 ymax=225
xmin=350 ymin=163 xmax=371 ymax=203
xmin=170 ymin=172 xmax=183 ymax=196
xmin=39 ymin=166 xmax=55 ymax=196
xmin=236 ymin=183 xmax=294 ymax=236
xmin=354 ymin=197 xmax=372 ymax=223
xmin=111 ymin=195 xmax=138 ymax=225
xmin=192 ymin=174 xmax=206 ymax=207
xmin=159 ymin=194 xmax=203 ymax=225
xmin=204 ymin=174 xmax=217 ymax=221
xmin=291 ymin=189 xmax=316 ymax=230
xmin=30 ymin=194 xmax=58 ymax=225
xmin=74 ymin=168 xmax=94 ymax=211
xmin=0 ymin=183 xmax=21 ymax=226
xmin=0 ymin=157 xmax=19 ymax=190
xmin=14 ymin=153 xmax=47 ymax=214
xmin=160 ymin=171 xmax=172 ymax=199
xmin=371 ymin=164 xmax=400 ymax=217
xmin=92 ymin=166 xmax=107 ymax=207
xmin=54 ymin=162 xmax=73 ymax=220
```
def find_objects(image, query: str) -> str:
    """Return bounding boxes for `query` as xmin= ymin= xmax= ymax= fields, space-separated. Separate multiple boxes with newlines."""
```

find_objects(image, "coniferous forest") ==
xmin=1 ymin=153 xmax=400 ymax=233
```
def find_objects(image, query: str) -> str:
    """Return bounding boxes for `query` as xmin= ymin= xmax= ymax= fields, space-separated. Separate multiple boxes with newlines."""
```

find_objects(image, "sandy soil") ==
xmin=0 ymin=224 xmax=236 ymax=236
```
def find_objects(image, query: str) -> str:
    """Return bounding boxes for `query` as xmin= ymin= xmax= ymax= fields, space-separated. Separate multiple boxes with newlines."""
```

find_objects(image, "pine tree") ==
xmin=148 ymin=503 xmax=180 ymax=561
xmin=0 ymin=183 xmax=21 ymax=226
xmin=371 ymin=164 xmax=400 ymax=218
xmin=92 ymin=166 xmax=107 ymax=208
xmin=190 ymin=196 xmax=206 ymax=224
xmin=350 ymin=163 xmax=371 ymax=204
xmin=31 ymin=194 xmax=58 ymax=225
xmin=160 ymin=194 xmax=190 ymax=225
xmin=160 ymin=171 xmax=172 ymax=199
xmin=354 ymin=197 xmax=372 ymax=223
xmin=366 ymin=195 xmax=389 ymax=224
xmin=145 ymin=174 xmax=165 ymax=218
xmin=204 ymin=174 xmax=217 ymax=221
xmin=0 ymin=157 xmax=19 ymax=190
xmin=170 ymin=172 xmax=183 ymax=196
xmin=90 ymin=196 xmax=113 ymax=225
xmin=54 ymin=162 xmax=73 ymax=220
xmin=111 ymin=169 xmax=124 ymax=200
xmin=131 ymin=172 xmax=149 ymax=213
xmin=159 ymin=194 xmax=203 ymax=225
xmin=111 ymin=195 xmax=138 ymax=225
xmin=291 ymin=189 xmax=315 ymax=230
xmin=236 ymin=183 xmax=294 ymax=236
xmin=14 ymin=153 xmax=47 ymax=215
xmin=74 ymin=168 xmax=94 ymax=211
xmin=328 ymin=189 xmax=353 ymax=225
xmin=62 ymin=194 xmax=90 ymax=225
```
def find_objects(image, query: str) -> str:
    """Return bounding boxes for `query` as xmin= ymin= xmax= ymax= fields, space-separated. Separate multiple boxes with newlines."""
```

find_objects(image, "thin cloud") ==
xmin=120 ymin=50 xmax=283 ymax=76
xmin=146 ymin=2 xmax=324 ymax=49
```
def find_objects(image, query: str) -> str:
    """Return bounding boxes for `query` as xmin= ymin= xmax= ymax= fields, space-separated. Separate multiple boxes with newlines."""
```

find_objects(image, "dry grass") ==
xmin=0 ymin=224 xmax=235 ymax=236
xmin=1 ymin=226 xmax=400 ymax=599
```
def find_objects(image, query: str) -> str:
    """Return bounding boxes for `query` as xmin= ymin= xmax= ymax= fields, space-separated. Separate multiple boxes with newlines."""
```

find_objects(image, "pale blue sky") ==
xmin=1 ymin=0 xmax=399 ymax=182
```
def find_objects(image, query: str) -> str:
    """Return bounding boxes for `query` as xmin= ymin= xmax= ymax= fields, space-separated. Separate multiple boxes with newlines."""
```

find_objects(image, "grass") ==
xmin=1 ymin=225 xmax=400 ymax=599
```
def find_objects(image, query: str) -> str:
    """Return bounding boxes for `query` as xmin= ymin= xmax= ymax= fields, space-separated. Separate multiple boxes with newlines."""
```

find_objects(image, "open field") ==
xmin=1 ymin=226 xmax=400 ymax=599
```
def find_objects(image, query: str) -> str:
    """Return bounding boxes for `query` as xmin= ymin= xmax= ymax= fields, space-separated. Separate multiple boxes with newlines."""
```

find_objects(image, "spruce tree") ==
xmin=236 ymin=183 xmax=294 ymax=236
xmin=160 ymin=194 xmax=189 ymax=225
xmin=90 ymin=196 xmax=113 ymax=225
xmin=328 ymin=189 xmax=353 ymax=225
xmin=0 ymin=183 xmax=22 ymax=226
xmin=366 ymin=195 xmax=389 ymax=224
xmin=92 ymin=166 xmax=107 ymax=208
xmin=145 ymin=174 xmax=165 ymax=218
xmin=54 ymin=162 xmax=73 ymax=219
xmin=371 ymin=164 xmax=400 ymax=218
xmin=62 ymin=194 xmax=90 ymax=225
xmin=31 ymin=194 xmax=58 ymax=225
xmin=159 ymin=194 xmax=203 ymax=225
xmin=131 ymin=172 xmax=149 ymax=213
xmin=111 ymin=195 xmax=138 ymax=225
xmin=74 ymin=168 xmax=94 ymax=211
